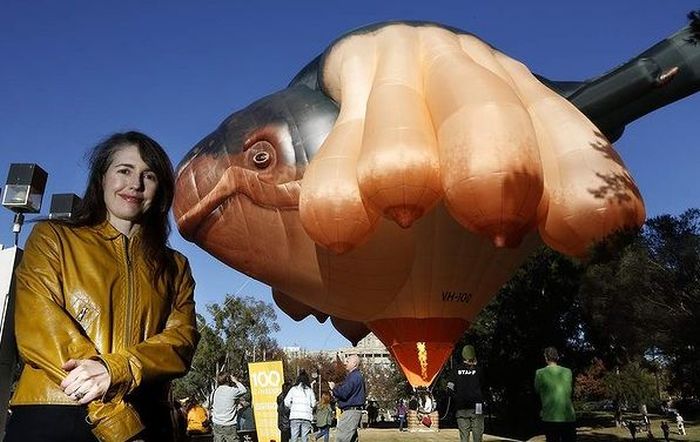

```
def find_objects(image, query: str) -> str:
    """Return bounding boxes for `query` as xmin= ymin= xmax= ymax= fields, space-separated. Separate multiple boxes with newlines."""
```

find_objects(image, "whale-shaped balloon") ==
xmin=174 ymin=15 xmax=699 ymax=386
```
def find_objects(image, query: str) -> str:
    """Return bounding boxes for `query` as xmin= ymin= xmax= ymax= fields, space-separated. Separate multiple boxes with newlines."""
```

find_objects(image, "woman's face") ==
xmin=103 ymin=145 xmax=159 ymax=227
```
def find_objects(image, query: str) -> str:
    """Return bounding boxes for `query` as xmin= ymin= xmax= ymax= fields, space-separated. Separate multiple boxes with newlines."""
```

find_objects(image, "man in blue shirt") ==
xmin=329 ymin=354 xmax=365 ymax=442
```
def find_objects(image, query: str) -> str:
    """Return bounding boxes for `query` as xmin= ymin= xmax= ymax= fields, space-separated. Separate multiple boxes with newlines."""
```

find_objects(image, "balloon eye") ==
xmin=252 ymin=151 xmax=272 ymax=169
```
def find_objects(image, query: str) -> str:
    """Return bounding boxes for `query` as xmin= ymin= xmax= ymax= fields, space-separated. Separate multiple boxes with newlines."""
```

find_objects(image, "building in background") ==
xmin=283 ymin=333 xmax=392 ymax=367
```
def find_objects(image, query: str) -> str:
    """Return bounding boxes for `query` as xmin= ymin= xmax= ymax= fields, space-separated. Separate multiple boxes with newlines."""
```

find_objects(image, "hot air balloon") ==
xmin=330 ymin=317 xmax=371 ymax=348
xmin=174 ymin=14 xmax=700 ymax=386
xmin=273 ymin=289 xmax=328 ymax=323
xmin=273 ymin=289 xmax=370 ymax=346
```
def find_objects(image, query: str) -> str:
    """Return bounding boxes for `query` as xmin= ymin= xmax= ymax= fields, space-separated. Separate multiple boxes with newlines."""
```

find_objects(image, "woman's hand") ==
xmin=60 ymin=359 xmax=111 ymax=405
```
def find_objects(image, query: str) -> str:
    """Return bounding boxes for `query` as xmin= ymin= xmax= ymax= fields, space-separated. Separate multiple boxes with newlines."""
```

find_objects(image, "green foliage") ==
xmin=580 ymin=209 xmax=700 ymax=396
xmin=208 ymin=294 xmax=281 ymax=377
xmin=172 ymin=314 xmax=224 ymax=401
xmin=438 ymin=209 xmax=699 ymax=438
xmin=442 ymin=246 xmax=589 ymax=437
xmin=602 ymin=362 xmax=658 ymax=408
xmin=581 ymin=228 xmax=668 ymax=364
xmin=645 ymin=210 xmax=700 ymax=396
xmin=172 ymin=294 xmax=281 ymax=401
xmin=363 ymin=361 xmax=408 ymax=410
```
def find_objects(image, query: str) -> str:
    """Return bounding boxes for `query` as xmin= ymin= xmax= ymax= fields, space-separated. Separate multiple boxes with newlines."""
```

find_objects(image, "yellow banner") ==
xmin=248 ymin=361 xmax=284 ymax=442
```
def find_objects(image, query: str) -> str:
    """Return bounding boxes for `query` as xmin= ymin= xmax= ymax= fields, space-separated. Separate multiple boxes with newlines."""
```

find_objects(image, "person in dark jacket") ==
xmin=660 ymin=420 xmax=670 ymax=441
xmin=236 ymin=393 xmax=256 ymax=441
xmin=447 ymin=345 xmax=484 ymax=442
xmin=277 ymin=381 xmax=292 ymax=442
xmin=329 ymin=353 xmax=365 ymax=442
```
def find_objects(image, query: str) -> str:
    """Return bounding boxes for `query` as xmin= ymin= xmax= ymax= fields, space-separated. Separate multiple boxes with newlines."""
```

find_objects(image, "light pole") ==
xmin=1 ymin=163 xmax=48 ymax=438
xmin=2 ymin=164 xmax=47 ymax=245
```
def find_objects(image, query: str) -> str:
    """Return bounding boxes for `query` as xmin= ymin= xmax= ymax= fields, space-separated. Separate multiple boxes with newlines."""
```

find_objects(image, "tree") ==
xmin=441 ymin=246 xmax=589 ymax=439
xmin=580 ymin=209 xmax=700 ymax=397
xmin=644 ymin=210 xmax=700 ymax=397
xmin=283 ymin=351 xmax=346 ymax=398
xmin=575 ymin=358 xmax=607 ymax=402
xmin=431 ymin=209 xmax=697 ymax=438
xmin=363 ymin=361 xmax=408 ymax=411
xmin=172 ymin=294 xmax=281 ymax=401
xmin=603 ymin=362 xmax=657 ymax=411
xmin=580 ymin=228 xmax=669 ymax=365
xmin=172 ymin=314 xmax=224 ymax=401
xmin=208 ymin=294 xmax=282 ymax=376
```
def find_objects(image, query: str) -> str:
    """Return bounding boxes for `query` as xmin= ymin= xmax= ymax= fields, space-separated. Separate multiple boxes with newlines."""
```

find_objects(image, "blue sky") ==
xmin=1 ymin=1 xmax=698 ymax=350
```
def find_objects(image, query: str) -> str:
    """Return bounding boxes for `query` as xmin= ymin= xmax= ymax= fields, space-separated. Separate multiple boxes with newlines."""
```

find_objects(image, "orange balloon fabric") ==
xmin=330 ymin=317 xmax=371 ymax=347
xmin=174 ymin=23 xmax=645 ymax=388
xmin=273 ymin=289 xmax=328 ymax=323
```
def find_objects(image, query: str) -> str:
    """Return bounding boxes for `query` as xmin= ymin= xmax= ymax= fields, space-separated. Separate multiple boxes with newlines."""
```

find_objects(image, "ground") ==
xmin=191 ymin=414 xmax=698 ymax=441
xmin=356 ymin=417 xmax=697 ymax=441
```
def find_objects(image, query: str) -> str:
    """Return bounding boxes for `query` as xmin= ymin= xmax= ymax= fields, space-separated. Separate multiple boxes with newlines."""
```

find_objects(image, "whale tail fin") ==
xmin=689 ymin=10 xmax=700 ymax=36
xmin=539 ymin=11 xmax=700 ymax=142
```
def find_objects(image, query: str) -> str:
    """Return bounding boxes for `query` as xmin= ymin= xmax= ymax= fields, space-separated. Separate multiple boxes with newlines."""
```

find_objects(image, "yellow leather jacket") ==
xmin=11 ymin=221 xmax=199 ymax=442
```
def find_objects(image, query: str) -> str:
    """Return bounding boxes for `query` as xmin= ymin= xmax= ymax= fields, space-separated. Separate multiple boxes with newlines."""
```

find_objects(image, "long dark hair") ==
xmin=72 ymin=131 xmax=176 ymax=282
xmin=295 ymin=370 xmax=311 ymax=389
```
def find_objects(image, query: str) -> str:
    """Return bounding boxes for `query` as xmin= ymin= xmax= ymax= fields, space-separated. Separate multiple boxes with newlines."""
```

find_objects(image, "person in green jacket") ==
xmin=534 ymin=347 xmax=576 ymax=442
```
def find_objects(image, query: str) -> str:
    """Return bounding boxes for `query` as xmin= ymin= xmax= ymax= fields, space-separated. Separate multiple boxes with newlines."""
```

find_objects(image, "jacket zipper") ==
xmin=123 ymin=236 xmax=133 ymax=346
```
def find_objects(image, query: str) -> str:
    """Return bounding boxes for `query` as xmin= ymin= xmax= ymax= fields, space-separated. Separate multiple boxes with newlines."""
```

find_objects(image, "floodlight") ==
xmin=49 ymin=193 xmax=81 ymax=221
xmin=2 ymin=164 xmax=48 ymax=214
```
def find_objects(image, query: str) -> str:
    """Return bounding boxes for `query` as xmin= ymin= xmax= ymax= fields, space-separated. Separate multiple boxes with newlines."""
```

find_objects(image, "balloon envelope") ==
xmin=173 ymin=22 xmax=654 ymax=387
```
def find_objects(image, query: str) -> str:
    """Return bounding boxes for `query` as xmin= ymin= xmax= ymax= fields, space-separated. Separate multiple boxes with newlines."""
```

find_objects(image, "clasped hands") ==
xmin=60 ymin=359 xmax=111 ymax=405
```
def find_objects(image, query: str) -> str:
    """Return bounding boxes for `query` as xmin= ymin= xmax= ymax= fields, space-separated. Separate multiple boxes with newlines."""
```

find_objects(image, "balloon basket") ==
xmin=407 ymin=410 xmax=440 ymax=432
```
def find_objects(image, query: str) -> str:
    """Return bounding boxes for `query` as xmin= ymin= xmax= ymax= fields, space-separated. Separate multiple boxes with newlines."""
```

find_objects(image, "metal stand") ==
xmin=0 ymin=246 xmax=23 ymax=439
xmin=11 ymin=214 xmax=24 ymax=247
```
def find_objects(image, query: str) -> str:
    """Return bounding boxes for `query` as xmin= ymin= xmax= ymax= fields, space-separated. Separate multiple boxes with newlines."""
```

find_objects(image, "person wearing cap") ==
xmin=328 ymin=353 xmax=365 ymax=442
xmin=534 ymin=347 xmax=576 ymax=442
xmin=447 ymin=344 xmax=484 ymax=442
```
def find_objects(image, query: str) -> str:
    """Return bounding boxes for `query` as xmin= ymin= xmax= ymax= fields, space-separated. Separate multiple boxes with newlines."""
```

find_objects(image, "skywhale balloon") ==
xmin=174 ymin=14 xmax=699 ymax=386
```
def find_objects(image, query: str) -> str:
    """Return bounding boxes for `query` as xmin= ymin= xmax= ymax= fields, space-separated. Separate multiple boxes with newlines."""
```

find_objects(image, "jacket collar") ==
xmin=92 ymin=220 xmax=143 ymax=242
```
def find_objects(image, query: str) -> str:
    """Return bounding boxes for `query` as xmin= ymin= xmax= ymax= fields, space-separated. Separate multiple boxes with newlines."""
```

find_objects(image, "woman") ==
xmin=5 ymin=131 xmax=199 ymax=442
xmin=283 ymin=370 xmax=317 ymax=442
xmin=395 ymin=399 xmax=407 ymax=432
xmin=313 ymin=392 xmax=333 ymax=442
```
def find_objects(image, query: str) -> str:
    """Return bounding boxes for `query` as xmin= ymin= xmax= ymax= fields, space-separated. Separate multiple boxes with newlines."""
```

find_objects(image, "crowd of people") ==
xmin=173 ymin=352 xmax=367 ymax=442
xmin=276 ymin=353 xmax=366 ymax=442
xmin=177 ymin=344 xmax=693 ymax=442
